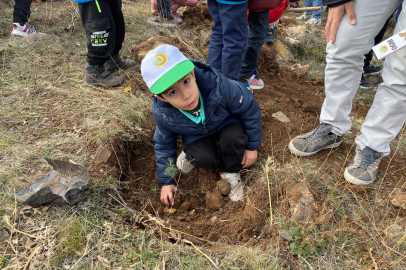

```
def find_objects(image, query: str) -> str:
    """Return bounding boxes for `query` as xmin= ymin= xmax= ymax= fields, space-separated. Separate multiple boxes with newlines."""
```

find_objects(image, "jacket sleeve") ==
xmin=323 ymin=0 xmax=352 ymax=7
xmin=153 ymin=124 xmax=178 ymax=186
xmin=222 ymin=78 xmax=262 ymax=151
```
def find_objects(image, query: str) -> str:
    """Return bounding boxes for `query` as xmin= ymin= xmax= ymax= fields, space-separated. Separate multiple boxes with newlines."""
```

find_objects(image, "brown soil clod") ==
xmin=179 ymin=201 xmax=192 ymax=211
xmin=205 ymin=191 xmax=226 ymax=211
xmin=216 ymin=179 xmax=231 ymax=195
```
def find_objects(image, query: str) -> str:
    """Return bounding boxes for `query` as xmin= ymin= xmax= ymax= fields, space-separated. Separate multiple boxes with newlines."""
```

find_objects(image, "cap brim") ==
xmin=150 ymin=60 xmax=194 ymax=94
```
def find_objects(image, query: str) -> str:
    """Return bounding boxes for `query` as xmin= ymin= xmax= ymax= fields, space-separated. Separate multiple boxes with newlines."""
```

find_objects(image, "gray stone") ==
xmin=279 ymin=230 xmax=293 ymax=241
xmin=16 ymin=158 xmax=90 ymax=205
xmin=272 ymin=111 xmax=290 ymax=123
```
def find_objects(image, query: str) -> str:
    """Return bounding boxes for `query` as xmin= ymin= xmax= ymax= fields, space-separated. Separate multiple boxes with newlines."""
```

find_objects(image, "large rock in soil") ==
xmin=15 ymin=159 xmax=90 ymax=205
xmin=131 ymin=36 xmax=183 ymax=63
xmin=205 ymin=191 xmax=226 ymax=211
xmin=287 ymin=183 xmax=315 ymax=222
xmin=392 ymin=192 xmax=406 ymax=209
xmin=216 ymin=179 xmax=231 ymax=195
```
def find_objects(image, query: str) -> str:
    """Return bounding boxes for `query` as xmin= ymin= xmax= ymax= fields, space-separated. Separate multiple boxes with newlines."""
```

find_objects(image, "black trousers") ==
xmin=364 ymin=14 xmax=392 ymax=68
xmin=79 ymin=0 xmax=125 ymax=65
xmin=13 ymin=0 xmax=32 ymax=24
xmin=184 ymin=122 xmax=248 ymax=173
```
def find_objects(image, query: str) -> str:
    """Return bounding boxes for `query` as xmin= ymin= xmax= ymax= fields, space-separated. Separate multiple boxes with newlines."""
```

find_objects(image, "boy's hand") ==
xmin=160 ymin=184 xmax=183 ymax=206
xmin=241 ymin=150 xmax=257 ymax=168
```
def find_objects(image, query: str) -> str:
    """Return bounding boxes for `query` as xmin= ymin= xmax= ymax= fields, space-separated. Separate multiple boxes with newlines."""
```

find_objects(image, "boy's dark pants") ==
xmin=13 ymin=0 xmax=32 ymax=24
xmin=184 ymin=122 xmax=248 ymax=173
xmin=207 ymin=0 xmax=249 ymax=81
xmin=79 ymin=0 xmax=125 ymax=66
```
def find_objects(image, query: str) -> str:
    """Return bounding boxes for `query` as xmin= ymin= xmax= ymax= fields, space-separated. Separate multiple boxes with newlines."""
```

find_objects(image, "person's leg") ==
xmin=240 ymin=10 xmax=269 ymax=83
xmin=13 ymin=0 xmax=32 ymax=24
xmin=183 ymin=135 xmax=220 ymax=169
xmin=215 ymin=122 xmax=248 ymax=173
xmin=218 ymin=2 xmax=249 ymax=80
xmin=320 ymin=0 xmax=401 ymax=137
xmin=79 ymin=0 xmax=124 ymax=86
xmin=207 ymin=0 xmax=223 ymax=72
xmin=157 ymin=0 xmax=174 ymax=20
xmin=355 ymin=2 xmax=406 ymax=155
xmin=311 ymin=0 xmax=323 ymax=19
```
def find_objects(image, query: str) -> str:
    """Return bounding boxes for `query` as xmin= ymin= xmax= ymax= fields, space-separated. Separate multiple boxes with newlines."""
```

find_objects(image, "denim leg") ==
xmin=240 ymin=10 xmax=269 ymax=79
xmin=157 ymin=0 xmax=173 ymax=20
xmin=218 ymin=1 xmax=249 ymax=80
xmin=207 ymin=0 xmax=222 ymax=72
xmin=304 ymin=0 xmax=312 ymax=15
xmin=312 ymin=0 xmax=323 ymax=19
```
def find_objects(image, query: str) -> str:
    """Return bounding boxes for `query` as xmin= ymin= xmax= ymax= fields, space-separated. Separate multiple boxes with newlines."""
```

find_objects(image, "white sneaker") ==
xmin=296 ymin=13 xmax=311 ymax=20
xmin=176 ymin=151 xmax=195 ymax=174
xmin=240 ymin=74 xmax=264 ymax=90
xmin=305 ymin=18 xmax=321 ymax=26
xmin=219 ymin=172 xmax=244 ymax=201
xmin=11 ymin=23 xmax=36 ymax=36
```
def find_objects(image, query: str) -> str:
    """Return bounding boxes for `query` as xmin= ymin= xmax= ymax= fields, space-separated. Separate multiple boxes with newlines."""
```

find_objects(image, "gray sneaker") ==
xmin=344 ymin=146 xmax=384 ymax=185
xmin=176 ymin=151 xmax=195 ymax=174
xmin=288 ymin=124 xmax=343 ymax=156
xmin=85 ymin=65 xmax=124 ymax=87
xmin=105 ymin=55 xmax=136 ymax=73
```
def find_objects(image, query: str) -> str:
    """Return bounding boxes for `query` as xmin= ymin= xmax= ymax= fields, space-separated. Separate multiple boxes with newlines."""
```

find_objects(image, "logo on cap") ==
xmin=154 ymin=53 xmax=168 ymax=67
xmin=379 ymin=46 xmax=388 ymax=53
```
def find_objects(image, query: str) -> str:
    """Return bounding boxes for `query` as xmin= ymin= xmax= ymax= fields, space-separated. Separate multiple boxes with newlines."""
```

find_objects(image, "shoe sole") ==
xmin=288 ymin=140 xmax=342 ymax=157
xmin=249 ymin=85 xmax=264 ymax=90
xmin=344 ymin=168 xmax=373 ymax=185
xmin=363 ymin=70 xmax=383 ymax=76
xmin=85 ymin=81 xmax=124 ymax=87
xmin=359 ymin=85 xmax=372 ymax=90
xmin=147 ymin=19 xmax=175 ymax=28
xmin=11 ymin=30 xmax=36 ymax=36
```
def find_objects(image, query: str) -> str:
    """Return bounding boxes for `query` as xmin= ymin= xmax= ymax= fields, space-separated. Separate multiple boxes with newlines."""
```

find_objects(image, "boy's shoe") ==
xmin=240 ymin=74 xmax=264 ymax=90
xmin=265 ymin=27 xmax=275 ymax=42
xmin=288 ymin=124 xmax=343 ymax=156
xmin=147 ymin=16 xmax=181 ymax=27
xmin=344 ymin=146 xmax=384 ymax=185
xmin=105 ymin=55 xmax=136 ymax=73
xmin=220 ymin=172 xmax=244 ymax=201
xmin=176 ymin=151 xmax=195 ymax=174
xmin=306 ymin=18 xmax=321 ymax=26
xmin=359 ymin=74 xmax=372 ymax=89
xmin=85 ymin=65 xmax=124 ymax=87
xmin=11 ymin=23 xmax=36 ymax=36
xmin=296 ymin=13 xmax=311 ymax=20
xmin=363 ymin=64 xmax=383 ymax=76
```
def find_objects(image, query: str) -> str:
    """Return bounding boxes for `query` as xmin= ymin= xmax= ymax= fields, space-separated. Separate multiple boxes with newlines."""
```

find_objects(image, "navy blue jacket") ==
xmin=152 ymin=60 xmax=262 ymax=186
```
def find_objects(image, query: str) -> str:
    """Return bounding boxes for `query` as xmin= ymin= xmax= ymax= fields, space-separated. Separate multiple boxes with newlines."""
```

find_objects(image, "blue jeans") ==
xmin=304 ymin=0 xmax=323 ymax=19
xmin=240 ymin=10 xmax=269 ymax=79
xmin=157 ymin=0 xmax=173 ymax=19
xmin=207 ymin=0 xmax=249 ymax=80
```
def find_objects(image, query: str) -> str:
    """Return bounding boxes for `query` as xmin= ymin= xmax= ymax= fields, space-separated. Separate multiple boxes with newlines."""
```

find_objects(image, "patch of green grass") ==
xmin=289 ymin=223 xmax=328 ymax=260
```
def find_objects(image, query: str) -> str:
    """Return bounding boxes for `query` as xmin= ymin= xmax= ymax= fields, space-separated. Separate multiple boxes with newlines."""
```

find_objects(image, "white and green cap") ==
xmin=141 ymin=44 xmax=194 ymax=94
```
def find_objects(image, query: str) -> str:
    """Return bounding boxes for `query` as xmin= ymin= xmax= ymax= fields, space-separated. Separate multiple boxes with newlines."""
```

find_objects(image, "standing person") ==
xmin=288 ymin=0 xmax=406 ymax=185
xmin=206 ymin=0 xmax=249 ymax=81
xmin=141 ymin=45 xmax=262 ymax=205
xmin=296 ymin=0 xmax=323 ymax=26
xmin=75 ymin=0 xmax=136 ymax=87
xmin=12 ymin=0 xmax=36 ymax=36
xmin=149 ymin=0 xmax=197 ymax=27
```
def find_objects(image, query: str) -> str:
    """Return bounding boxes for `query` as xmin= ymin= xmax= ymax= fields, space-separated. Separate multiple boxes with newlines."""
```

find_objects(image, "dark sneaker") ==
xmin=85 ymin=65 xmax=124 ymax=87
xmin=289 ymin=2 xmax=299 ymax=8
xmin=359 ymin=74 xmax=372 ymax=89
xmin=344 ymin=146 xmax=384 ymax=185
xmin=363 ymin=64 xmax=383 ymax=76
xmin=265 ymin=27 xmax=275 ymax=42
xmin=11 ymin=23 xmax=36 ymax=36
xmin=105 ymin=55 xmax=136 ymax=73
xmin=288 ymin=124 xmax=343 ymax=156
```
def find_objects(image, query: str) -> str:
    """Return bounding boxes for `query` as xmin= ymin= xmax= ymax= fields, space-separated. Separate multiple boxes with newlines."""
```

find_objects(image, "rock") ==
xmin=279 ymin=230 xmax=293 ymax=241
xmin=131 ymin=36 xmax=183 ymax=62
xmin=207 ymin=232 xmax=219 ymax=242
xmin=205 ymin=192 xmax=226 ymax=211
xmin=216 ymin=180 xmax=231 ymax=195
xmin=15 ymin=159 xmax=90 ymax=205
xmin=272 ymin=111 xmax=290 ymax=123
xmin=210 ymin=216 xmax=218 ymax=223
xmin=93 ymin=145 xmax=111 ymax=163
xmin=287 ymin=183 xmax=315 ymax=222
xmin=179 ymin=201 xmax=192 ymax=211
xmin=392 ymin=192 xmax=406 ymax=209
xmin=284 ymin=37 xmax=300 ymax=46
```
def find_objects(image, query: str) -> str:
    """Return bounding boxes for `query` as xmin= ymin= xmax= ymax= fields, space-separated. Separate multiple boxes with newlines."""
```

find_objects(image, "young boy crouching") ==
xmin=141 ymin=44 xmax=262 ymax=206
